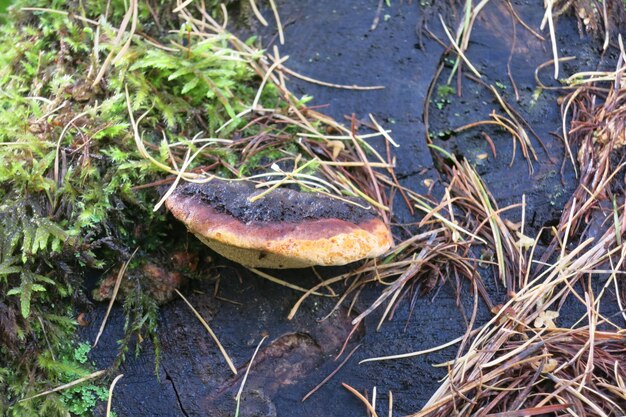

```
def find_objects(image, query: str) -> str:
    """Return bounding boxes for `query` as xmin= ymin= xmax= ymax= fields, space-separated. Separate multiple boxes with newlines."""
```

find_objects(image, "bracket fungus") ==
xmin=165 ymin=180 xmax=393 ymax=268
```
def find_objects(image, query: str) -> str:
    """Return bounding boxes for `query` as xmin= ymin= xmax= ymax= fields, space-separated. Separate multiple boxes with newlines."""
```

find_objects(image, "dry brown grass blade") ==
xmin=249 ymin=268 xmax=332 ymax=298
xmin=268 ymin=0 xmax=284 ymax=45
xmin=359 ymin=332 xmax=473 ymax=364
xmin=288 ymin=274 xmax=346 ymax=320
xmin=21 ymin=7 xmax=99 ymax=25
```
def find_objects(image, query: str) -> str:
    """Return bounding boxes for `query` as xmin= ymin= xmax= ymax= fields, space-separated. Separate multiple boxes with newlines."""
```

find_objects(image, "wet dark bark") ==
xmin=83 ymin=1 xmax=621 ymax=415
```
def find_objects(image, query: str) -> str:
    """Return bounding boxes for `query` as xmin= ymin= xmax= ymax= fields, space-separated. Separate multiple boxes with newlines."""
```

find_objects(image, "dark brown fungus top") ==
xmin=176 ymin=180 xmax=378 ymax=224
xmin=165 ymin=180 xmax=393 ymax=269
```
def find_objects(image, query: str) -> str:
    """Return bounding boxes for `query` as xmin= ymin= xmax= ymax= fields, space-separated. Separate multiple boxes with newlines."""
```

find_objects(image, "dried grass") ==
xmin=348 ymin=9 xmax=626 ymax=417
xmin=400 ymin=36 xmax=626 ymax=417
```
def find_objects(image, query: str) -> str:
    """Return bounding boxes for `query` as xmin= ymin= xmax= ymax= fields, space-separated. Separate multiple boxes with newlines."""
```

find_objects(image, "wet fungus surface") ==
xmin=165 ymin=180 xmax=393 ymax=268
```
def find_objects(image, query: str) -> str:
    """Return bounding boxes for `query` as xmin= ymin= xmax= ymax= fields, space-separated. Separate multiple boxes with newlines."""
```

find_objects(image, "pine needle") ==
xmin=106 ymin=374 xmax=124 ymax=417
xmin=234 ymin=336 xmax=267 ymax=417
xmin=342 ymin=382 xmax=379 ymax=417
xmin=175 ymin=288 xmax=238 ymax=375
xmin=248 ymin=0 xmax=268 ymax=26
xmin=268 ymin=0 xmax=284 ymax=45
xmin=302 ymin=344 xmax=361 ymax=402
xmin=19 ymin=370 xmax=106 ymax=403
xmin=93 ymin=247 xmax=139 ymax=348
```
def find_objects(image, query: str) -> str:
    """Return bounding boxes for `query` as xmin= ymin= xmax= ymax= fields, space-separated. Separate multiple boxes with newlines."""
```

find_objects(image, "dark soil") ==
xmin=82 ymin=1 xmax=619 ymax=416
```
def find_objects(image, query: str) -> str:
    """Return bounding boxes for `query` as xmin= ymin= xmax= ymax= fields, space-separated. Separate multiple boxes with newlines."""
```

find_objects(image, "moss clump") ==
xmin=0 ymin=0 xmax=292 ymax=414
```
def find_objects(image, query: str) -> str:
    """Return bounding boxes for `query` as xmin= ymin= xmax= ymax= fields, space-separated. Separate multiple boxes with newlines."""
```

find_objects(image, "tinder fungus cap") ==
xmin=165 ymin=180 xmax=393 ymax=269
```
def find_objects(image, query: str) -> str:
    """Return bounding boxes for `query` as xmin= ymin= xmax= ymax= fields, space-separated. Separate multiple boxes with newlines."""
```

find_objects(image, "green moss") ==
xmin=1 ymin=319 xmax=109 ymax=417
xmin=435 ymin=83 xmax=455 ymax=110
xmin=0 ymin=0 xmax=300 ymax=414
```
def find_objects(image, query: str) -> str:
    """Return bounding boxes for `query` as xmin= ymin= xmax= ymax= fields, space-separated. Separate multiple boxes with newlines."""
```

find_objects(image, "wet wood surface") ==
xmin=82 ymin=1 xmax=614 ymax=415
